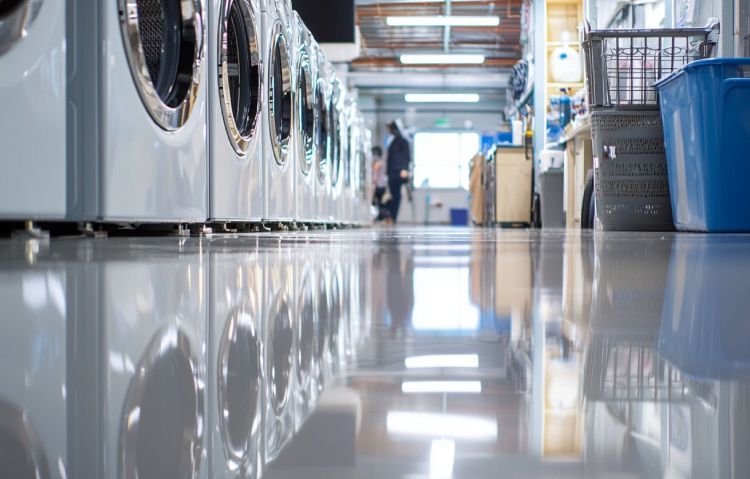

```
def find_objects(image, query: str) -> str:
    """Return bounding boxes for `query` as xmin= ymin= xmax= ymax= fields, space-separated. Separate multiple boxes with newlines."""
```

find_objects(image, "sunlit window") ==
xmin=413 ymin=131 xmax=480 ymax=189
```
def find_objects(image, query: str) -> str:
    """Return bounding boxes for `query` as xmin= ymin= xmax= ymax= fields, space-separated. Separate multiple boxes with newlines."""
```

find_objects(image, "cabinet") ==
xmin=494 ymin=147 xmax=532 ymax=225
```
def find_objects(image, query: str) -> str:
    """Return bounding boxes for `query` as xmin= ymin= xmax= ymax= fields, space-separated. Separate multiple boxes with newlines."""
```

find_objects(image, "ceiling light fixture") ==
xmin=404 ymin=354 xmax=479 ymax=369
xmin=405 ymin=93 xmax=480 ymax=103
xmin=387 ymin=15 xmax=501 ymax=27
xmin=400 ymin=54 xmax=486 ymax=65
xmin=386 ymin=411 xmax=498 ymax=440
xmin=402 ymin=381 xmax=482 ymax=394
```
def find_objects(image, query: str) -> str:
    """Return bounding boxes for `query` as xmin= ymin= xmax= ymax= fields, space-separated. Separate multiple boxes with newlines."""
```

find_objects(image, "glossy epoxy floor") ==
xmin=0 ymin=227 xmax=748 ymax=479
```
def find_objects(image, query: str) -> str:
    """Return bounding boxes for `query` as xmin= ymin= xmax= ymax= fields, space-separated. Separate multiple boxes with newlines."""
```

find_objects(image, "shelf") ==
xmin=547 ymin=82 xmax=584 ymax=88
xmin=546 ymin=42 xmax=582 ymax=48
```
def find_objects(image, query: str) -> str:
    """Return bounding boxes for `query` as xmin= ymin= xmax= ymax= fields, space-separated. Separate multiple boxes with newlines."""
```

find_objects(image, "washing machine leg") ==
xmin=11 ymin=220 xmax=50 ymax=240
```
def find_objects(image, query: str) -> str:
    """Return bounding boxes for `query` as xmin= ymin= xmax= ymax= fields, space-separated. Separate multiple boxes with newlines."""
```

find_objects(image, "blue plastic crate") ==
xmin=655 ymin=58 xmax=750 ymax=232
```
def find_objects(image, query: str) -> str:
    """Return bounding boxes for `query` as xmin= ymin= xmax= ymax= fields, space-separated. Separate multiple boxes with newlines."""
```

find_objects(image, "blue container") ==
xmin=450 ymin=208 xmax=469 ymax=226
xmin=655 ymin=58 xmax=750 ymax=232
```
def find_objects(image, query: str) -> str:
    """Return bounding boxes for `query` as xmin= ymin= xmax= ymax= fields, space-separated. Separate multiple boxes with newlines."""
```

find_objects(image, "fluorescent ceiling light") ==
xmin=386 ymin=411 xmax=498 ymax=440
xmin=402 ymin=381 xmax=482 ymax=394
xmin=430 ymin=439 xmax=456 ymax=479
xmin=387 ymin=15 xmax=501 ymax=27
xmin=405 ymin=354 xmax=479 ymax=369
xmin=400 ymin=54 xmax=486 ymax=65
xmin=405 ymin=93 xmax=480 ymax=103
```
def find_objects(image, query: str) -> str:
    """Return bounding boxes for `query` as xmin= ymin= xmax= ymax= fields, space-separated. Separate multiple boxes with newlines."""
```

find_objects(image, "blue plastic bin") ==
xmin=655 ymin=58 xmax=750 ymax=232
xmin=450 ymin=208 xmax=469 ymax=226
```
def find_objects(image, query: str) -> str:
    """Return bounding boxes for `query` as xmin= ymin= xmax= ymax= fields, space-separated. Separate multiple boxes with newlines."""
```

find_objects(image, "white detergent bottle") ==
xmin=550 ymin=31 xmax=582 ymax=83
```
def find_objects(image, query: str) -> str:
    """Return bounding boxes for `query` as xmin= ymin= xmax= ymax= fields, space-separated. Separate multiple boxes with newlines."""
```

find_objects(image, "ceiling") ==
xmin=353 ymin=0 xmax=524 ymax=70
xmin=350 ymin=0 xmax=524 ymax=107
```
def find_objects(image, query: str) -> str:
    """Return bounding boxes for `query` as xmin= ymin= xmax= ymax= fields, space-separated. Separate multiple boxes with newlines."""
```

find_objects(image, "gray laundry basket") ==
xmin=591 ymin=110 xmax=674 ymax=231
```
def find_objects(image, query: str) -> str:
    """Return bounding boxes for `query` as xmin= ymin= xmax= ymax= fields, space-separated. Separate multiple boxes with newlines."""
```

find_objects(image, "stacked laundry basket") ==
xmin=582 ymin=22 xmax=719 ymax=231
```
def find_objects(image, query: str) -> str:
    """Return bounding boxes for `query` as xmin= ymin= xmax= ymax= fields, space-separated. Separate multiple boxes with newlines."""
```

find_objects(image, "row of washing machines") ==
xmin=0 ymin=237 xmax=370 ymax=478
xmin=0 ymin=0 xmax=372 ymax=228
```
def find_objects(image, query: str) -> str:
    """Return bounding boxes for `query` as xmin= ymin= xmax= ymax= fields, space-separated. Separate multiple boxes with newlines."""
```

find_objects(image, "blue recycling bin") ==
xmin=655 ymin=58 xmax=750 ymax=232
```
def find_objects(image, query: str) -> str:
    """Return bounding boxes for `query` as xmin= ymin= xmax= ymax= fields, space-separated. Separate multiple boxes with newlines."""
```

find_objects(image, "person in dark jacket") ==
xmin=385 ymin=120 xmax=411 ymax=223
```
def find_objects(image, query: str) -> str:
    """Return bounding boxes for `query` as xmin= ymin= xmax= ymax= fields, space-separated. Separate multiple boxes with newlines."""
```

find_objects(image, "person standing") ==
xmin=385 ymin=120 xmax=411 ymax=223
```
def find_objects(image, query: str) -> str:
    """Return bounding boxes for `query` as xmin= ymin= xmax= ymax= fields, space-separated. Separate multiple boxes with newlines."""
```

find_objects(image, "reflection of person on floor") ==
xmin=371 ymin=146 xmax=390 ymax=222
xmin=386 ymin=247 xmax=414 ymax=337
xmin=385 ymin=120 xmax=411 ymax=223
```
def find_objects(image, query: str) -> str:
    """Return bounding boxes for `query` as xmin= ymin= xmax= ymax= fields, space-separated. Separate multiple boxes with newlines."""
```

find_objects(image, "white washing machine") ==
xmin=263 ymin=246 xmax=296 ymax=463
xmin=208 ymin=0 xmax=264 ymax=223
xmin=208 ymin=239 xmax=264 ymax=479
xmin=0 ymin=244 xmax=69 ymax=477
xmin=68 ymin=0 xmax=209 ymax=223
xmin=260 ymin=0 xmax=295 ymax=224
xmin=360 ymin=126 xmax=374 ymax=224
xmin=342 ymin=99 xmax=359 ymax=225
xmin=100 ymin=240 xmax=208 ymax=478
xmin=0 ymin=0 xmax=68 ymax=220
xmin=291 ymin=12 xmax=317 ymax=224
xmin=328 ymin=77 xmax=347 ymax=224
xmin=313 ymin=49 xmax=333 ymax=225
xmin=294 ymin=251 xmax=320 ymax=431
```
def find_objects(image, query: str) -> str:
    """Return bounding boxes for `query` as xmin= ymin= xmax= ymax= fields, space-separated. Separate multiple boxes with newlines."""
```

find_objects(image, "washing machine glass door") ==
xmin=218 ymin=307 xmax=260 ymax=466
xmin=344 ymin=123 xmax=354 ymax=188
xmin=219 ymin=0 xmax=261 ymax=155
xmin=0 ymin=0 xmax=41 ymax=55
xmin=119 ymin=0 xmax=204 ymax=131
xmin=314 ymin=79 xmax=329 ymax=187
xmin=296 ymin=52 xmax=314 ymax=176
xmin=268 ymin=294 xmax=293 ymax=415
xmin=120 ymin=327 xmax=204 ymax=479
xmin=268 ymin=26 xmax=291 ymax=166
xmin=0 ymin=399 xmax=50 ymax=479
xmin=296 ymin=271 xmax=316 ymax=386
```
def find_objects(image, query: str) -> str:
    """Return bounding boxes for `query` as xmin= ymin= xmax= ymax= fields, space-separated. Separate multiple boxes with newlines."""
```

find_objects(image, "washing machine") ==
xmin=0 ymin=241 xmax=70 ymax=477
xmin=313 ymin=50 xmax=333 ymax=225
xmin=208 ymin=238 xmax=264 ymax=479
xmin=66 ymin=0 xmax=208 ymax=223
xmin=291 ymin=12 xmax=317 ymax=225
xmin=360 ymin=126 xmax=374 ymax=224
xmin=294 ymin=250 xmax=320 ymax=431
xmin=260 ymin=0 xmax=295 ymax=224
xmin=328 ymin=77 xmax=347 ymax=224
xmin=208 ymin=0 xmax=264 ymax=223
xmin=100 ymin=239 xmax=208 ymax=478
xmin=0 ymin=0 xmax=68 ymax=220
xmin=263 ymin=245 xmax=296 ymax=463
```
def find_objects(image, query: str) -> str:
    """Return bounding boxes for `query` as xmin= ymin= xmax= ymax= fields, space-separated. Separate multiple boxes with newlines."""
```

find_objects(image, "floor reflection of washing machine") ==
xmin=328 ymin=77 xmax=346 ymax=224
xmin=261 ymin=0 xmax=295 ymax=224
xmin=208 ymin=0 xmax=264 ymax=223
xmin=314 ymin=259 xmax=332 ymax=390
xmin=101 ymin=240 xmax=208 ymax=479
xmin=292 ymin=12 xmax=317 ymax=225
xmin=294 ymin=253 xmax=319 ymax=431
xmin=0 ymin=0 xmax=68 ymax=220
xmin=313 ymin=50 xmax=333 ymax=225
xmin=0 ymin=243 xmax=69 ymax=477
xmin=69 ymin=0 xmax=208 ymax=222
xmin=263 ymin=247 xmax=296 ymax=463
xmin=209 ymin=240 xmax=264 ymax=479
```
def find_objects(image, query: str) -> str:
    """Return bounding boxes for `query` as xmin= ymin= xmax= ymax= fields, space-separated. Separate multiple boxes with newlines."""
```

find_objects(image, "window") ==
xmin=413 ymin=131 xmax=480 ymax=189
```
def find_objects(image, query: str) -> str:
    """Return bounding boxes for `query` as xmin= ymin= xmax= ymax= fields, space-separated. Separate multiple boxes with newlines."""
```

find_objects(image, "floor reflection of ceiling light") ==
xmin=405 ymin=354 xmax=479 ymax=369
xmin=386 ymin=412 xmax=498 ymax=440
xmin=430 ymin=439 xmax=456 ymax=478
xmin=402 ymin=381 xmax=482 ymax=394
